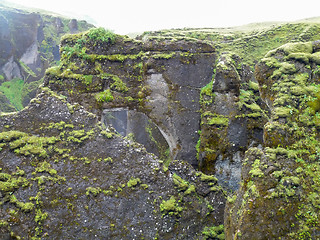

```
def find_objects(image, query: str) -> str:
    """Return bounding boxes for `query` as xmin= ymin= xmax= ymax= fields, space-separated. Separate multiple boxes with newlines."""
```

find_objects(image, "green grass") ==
xmin=0 ymin=78 xmax=24 ymax=111
xmin=140 ymin=22 xmax=320 ymax=68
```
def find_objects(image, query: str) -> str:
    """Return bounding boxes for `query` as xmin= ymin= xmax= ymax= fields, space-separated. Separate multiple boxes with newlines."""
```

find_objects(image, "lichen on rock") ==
xmin=225 ymin=40 xmax=320 ymax=239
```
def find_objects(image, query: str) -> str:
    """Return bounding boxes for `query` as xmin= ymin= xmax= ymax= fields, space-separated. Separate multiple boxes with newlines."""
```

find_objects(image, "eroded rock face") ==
xmin=0 ymin=5 xmax=93 ymax=110
xmin=0 ymin=88 xmax=225 ymax=239
xmin=225 ymin=41 xmax=320 ymax=239
xmin=45 ymin=34 xmax=217 ymax=168
xmin=102 ymin=108 xmax=170 ymax=159
xmin=198 ymin=52 xmax=266 ymax=190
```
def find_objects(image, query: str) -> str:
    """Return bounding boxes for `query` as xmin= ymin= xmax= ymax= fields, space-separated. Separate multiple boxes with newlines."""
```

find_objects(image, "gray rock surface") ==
xmin=0 ymin=88 xmax=225 ymax=239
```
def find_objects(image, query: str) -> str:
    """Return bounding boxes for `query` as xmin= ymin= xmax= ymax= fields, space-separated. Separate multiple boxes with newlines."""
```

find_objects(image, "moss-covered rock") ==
xmin=198 ymin=52 xmax=266 ymax=190
xmin=225 ymin=40 xmax=320 ymax=239
xmin=44 ymin=29 xmax=217 ymax=168
xmin=0 ymin=89 xmax=226 ymax=239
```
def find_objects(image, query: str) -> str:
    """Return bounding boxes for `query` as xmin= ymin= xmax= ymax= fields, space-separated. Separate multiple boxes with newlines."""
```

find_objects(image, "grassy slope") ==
xmin=0 ymin=78 xmax=24 ymax=110
xmin=139 ymin=19 xmax=320 ymax=68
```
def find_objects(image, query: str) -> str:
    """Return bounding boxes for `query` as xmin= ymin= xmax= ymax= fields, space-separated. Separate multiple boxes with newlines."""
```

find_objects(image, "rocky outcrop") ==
xmin=0 ymin=4 xmax=93 ymax=110
xmin=0 ymin=87 xmax=225 ymax=239
xmin=225 ymin=41 xmax=320 ymax=239
xmin=45 ymin=29 xmax=217 ymax=168
xmin=197 ymin=52 xmax=266 ymax=190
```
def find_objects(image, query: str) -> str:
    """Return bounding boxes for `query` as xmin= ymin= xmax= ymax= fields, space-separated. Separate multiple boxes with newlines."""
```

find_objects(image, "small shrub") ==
xmin=87 ymin=28 xmax=116 ymax=44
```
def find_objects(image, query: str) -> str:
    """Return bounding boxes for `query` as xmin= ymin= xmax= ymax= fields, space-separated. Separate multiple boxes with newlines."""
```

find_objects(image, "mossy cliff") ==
xmin=224 ymin=41 xmax=320 ymax=239
xmin=2 ymin=15 xmax=320 ymax=238
xmin=0 ymin=87 xmax=225 ymax=239
xmin=0 ymin=4 xmax=93 ymax=112
xmin=45 ymin=28 xmax=217 ymax=168
xmin=197 ymin=52 xmax=267 ymax=190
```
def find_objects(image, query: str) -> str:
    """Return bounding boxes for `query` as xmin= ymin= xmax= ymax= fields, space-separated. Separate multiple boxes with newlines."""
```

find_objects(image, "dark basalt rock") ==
xmin=0 ymin=88 xmax=225 ymax=239
xmin=46 ymin=34 xmax=217 ymax=168
xmin=198 ymin=52 xmax=266 ymax=191
xmin=103 ymin=108 xmax=170 ymax=159
xmin=225 ymin=41 xmax=320 ymax=239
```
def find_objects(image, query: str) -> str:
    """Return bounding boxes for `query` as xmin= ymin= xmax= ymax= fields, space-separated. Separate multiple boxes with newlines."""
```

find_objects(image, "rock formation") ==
xmin=0 ymin=29 xmax=226 ymax=240
xmin=2 ymin=10 xmax=320 ymax=239
xmin=45 ymin=30 xmax=217 ymax=169
xmin=0 ymin=4 xmax=93 ymax=111
xmin=225 ymin=41 xmax=320 ymax=239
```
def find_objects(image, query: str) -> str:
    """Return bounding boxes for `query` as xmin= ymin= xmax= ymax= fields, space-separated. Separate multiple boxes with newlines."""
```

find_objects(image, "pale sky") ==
xmin=3 ymin=0 xmax=320 ymax=34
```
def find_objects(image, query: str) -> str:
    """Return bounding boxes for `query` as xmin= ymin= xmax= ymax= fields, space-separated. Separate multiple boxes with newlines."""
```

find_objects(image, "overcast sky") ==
xmin=3 ymin=0 xmax=320 ymax=34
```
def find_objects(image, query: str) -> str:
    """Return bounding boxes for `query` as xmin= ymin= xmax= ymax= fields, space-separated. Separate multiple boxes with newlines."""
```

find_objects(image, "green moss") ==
xmin=82 ymin=75 xmax=93 ymax=85
xmin=36 ymin=161 xmax=57 ymax=176
xmin=35 ymin=209 xmax=48 ymax=223
xmin=271 ymin=62 xmax=297 ymax=78
xmin=290 ymin=86 xmax=308 ymax=96
xmin=274 ymin=107 xmax=292 ymax=118
xmin=249 ymin=159 xmax=264 ymax=177
xmin=104 ymin=157 xmax=113 ymax=163
xmin=199 ymin=172 xmax=218 ymax=183
xmin=282 ymin=42 xmax=313 ymax=54
xmin=272 ymin=170 xmax=284 ymax=178
xmin=0 ymin=130 xmax=28 ymax=142
xmin=184 ymin=184 xmax=196 ymax=195
xmin=10 ymin=195 xmax=34 ymax=212
xmin=8 ymin=135 xmax=58 ymax=158
xmin=207 ymin=116 xmax=229 ymax=126
xmin=310 ymin=52 xmax=320 ymax=64
xmin=0 ymin=78 xmax=24 ymax=110
xmin=127 ymin=178 xmax=141 ymax=188
xmin=261 ymin=57 xmax=281 ymax=68
xmin=152 ymin=52 xmax=176 ymax=59
xmin=87 ymin=27 xmax=116 ymax=44
xmin=160 ymin=196 xmax=183 ymax=216
xmin=202 ymin=225 xmax=225 ymax=240
xmin=66 ymin=129 xmax=94 ymax=143
xmin=0 ymin=220 xmax=8 ymax=227
xmin=248 ymin=81 xmax=259 ymax=91
xmin=245 ymin=103 xmax=262 ymax=112
xmin=100 ymin=73 xmax=128 ymax=92
xmin=140 ymin=184 xmax=149 ymax=189
xmin=0 ymin=173 xmax=29 ymax=192
xmin=95 ymin=89 xmax=114 ymax=102
xmin=172 ymin=174 xmax=189 ymax=191
xmin=85 ymin=187 xmax=101 ymax=197
xmin=19 ymin=61 xmax=36 ymax=78
xmin=227 ymin=194 xmax=237 ymax=203
xmin=287 ymin=53 xmax=311 ymax=64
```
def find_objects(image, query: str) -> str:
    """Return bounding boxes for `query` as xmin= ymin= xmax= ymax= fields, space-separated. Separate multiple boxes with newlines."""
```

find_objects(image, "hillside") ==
xmin=0 ymin=4 xmax=93 ymax=112
xmin=139 ymin=20 xmax=320 ymax=67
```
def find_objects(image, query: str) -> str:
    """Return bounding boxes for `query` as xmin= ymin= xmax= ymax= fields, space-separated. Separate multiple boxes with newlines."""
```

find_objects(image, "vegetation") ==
xmin=87 ymin=27 xmax=116 ymax=44
xmin=0 ymin=78 xmax=24 ymax=110
xmin=140 ymin=22 xmax=320 ymax=68
xmin=95 ymin=89 xmax=114 ymax=102
xmin=159 ymin=196 xmax=183 ymax=216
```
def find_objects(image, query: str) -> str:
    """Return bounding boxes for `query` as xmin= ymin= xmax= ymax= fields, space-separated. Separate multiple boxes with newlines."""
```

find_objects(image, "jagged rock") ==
xmin=212 ymin=53 xmax=241 ymax=95
xmin=102 ymin=108 xmax=170 ymax=158
xmin=225 ymin=40 xmax=320 ymax=239
xmin=198 ymin=52 xmax=266 ymax=190
xmin=68 ymin=19 xmax=78 ymax=34
xmin=45 ymin=32 xmax=217 ymax=168
xmin=0 ymin=88 xmax=225 ymax=239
